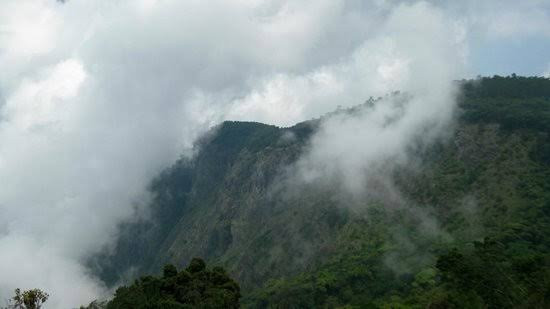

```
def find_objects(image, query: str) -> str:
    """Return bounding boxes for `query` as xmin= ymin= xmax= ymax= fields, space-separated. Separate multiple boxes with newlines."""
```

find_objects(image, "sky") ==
xmin=0 ymin=0 xmax=549 ymax=307
xmin=442 ymin=0 xmax=550 ymax=77
xmin=471 ymin=36 xmax=550 ymax=77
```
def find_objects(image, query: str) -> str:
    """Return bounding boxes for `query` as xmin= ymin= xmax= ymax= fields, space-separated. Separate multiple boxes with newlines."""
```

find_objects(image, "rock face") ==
xmin=94 ymin=76 xmax=550 ymax=307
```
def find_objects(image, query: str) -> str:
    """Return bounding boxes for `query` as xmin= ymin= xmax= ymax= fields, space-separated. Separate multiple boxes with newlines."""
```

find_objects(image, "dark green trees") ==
xmin=107 ymin=258 xmax=240 ymax=309
xmin=435 ymin=239 xmax=550 ymax=308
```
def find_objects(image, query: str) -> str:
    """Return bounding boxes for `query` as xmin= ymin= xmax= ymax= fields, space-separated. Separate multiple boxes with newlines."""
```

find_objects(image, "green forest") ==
xmin=74 ymin=76 xmax=550 ymax=308
xmin=106 ymin=259 xmax=240 ymax=309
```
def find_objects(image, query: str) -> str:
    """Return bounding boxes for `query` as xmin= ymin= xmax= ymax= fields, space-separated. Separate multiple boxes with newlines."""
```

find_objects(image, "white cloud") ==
xmin=544 ymin=63 xmax=550 ymax=78
xmin=2 ymin=59 xmax=86 ymax=131
xmin=482 ymin=1 xmax=550 ymax=39
xmin=0 ymin=1 xmax=60 ymax=56
xmin=437 ymin=0 xmax=550 ymax=39
xmin=0 ymin=1 xmax=402 ymax=306
xmin=0 ymin=0 xmax=545 ymax=307
xmin=289 ymin=1 xmax=463 ymax=196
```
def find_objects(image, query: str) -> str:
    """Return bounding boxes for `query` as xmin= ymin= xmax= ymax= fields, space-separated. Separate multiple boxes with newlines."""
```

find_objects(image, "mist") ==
xmin=0 ymin=0 xmax=547 ymax=307
xmin=292 ymin=2 xmax=464 ymax=195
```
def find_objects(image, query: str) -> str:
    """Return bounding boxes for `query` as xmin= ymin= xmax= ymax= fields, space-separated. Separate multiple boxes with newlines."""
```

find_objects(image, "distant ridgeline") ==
xmin=90 ymin=76 xmax=550 ymax=308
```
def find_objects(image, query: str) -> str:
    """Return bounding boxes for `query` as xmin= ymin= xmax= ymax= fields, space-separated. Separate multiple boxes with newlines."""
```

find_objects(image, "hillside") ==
xmin=93 ymin=76 xmax=550 ymax=308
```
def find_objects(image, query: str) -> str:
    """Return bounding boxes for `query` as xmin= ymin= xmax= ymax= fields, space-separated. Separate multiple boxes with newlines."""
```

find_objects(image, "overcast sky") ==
xmin=0 ymin=0 xmax=549 ymax=307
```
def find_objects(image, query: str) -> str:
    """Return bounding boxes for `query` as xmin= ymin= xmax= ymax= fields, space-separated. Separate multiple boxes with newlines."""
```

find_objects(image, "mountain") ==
xmin=93 ymin=76 xmax=550 ymax=308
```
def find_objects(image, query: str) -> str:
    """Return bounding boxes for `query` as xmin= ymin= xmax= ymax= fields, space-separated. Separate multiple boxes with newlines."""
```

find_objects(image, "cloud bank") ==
xmin=0 ymin=0 xmax=547 ymax=307
xmin=293 ymin=2 xmax=465 ymax=195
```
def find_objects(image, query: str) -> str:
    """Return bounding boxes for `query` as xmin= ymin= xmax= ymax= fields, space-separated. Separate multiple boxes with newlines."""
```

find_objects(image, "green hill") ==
xmin=93 ymin=76 xmax=550 ymax=308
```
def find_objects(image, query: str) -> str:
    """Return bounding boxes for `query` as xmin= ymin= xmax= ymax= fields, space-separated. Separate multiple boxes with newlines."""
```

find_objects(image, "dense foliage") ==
xmin=93 ymin=76 xmax=550 ymax=308
xmin=244 ymin=76 xmax=550 ymax=308
xmin=435 ymin=238 xmax=550 ymax=308
xmin=461 ymin=75 xmax=550 ymax=99
xmin=106 ymin=259 xmax=240 ymax=309
xmin=459 ymin=77 xmax=550 ymax=133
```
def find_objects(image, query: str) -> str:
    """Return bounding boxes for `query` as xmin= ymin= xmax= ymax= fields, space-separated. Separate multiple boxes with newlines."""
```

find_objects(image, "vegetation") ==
xmin=90 ymin=76 xmax=550 ymax=308
xmin=3 ymin=288 xmax=49 ymax=309
xmin=242 ymin=76 xmax=550 ymax=308
xmin=460 ymin=75 xmax=550 ymax=99
xmin=106 ymin=259 xmax=240 ymax=309
xmin=434 ymin=238 xmax=550 ymax=308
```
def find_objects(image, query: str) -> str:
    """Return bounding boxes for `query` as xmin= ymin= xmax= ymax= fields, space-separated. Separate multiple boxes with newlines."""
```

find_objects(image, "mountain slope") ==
xmin=96 ymin=76 xmax=550 ymax=308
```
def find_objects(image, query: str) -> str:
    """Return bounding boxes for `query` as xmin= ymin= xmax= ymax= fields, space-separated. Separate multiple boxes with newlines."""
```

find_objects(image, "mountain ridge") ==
xmin=93 ymin=76 xmax=550 ymax=308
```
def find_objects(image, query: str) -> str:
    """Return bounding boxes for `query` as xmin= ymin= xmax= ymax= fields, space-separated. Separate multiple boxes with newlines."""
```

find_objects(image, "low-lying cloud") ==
xmin=286 ymin=2 xmax=464 ymax=196
xmin=0 ymin=0 xmax=548 ymax=307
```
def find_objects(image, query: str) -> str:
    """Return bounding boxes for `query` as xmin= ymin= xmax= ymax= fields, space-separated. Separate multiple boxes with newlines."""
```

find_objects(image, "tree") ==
xmin=4 ymin=288 xmax=49 ymax=309
xmin=107 ymin=258 xmax=240 ymax=309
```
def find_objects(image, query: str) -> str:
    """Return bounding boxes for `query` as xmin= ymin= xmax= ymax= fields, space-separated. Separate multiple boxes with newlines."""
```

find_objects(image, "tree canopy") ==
xmin=106 ymin=258 xmax=240 ymax=309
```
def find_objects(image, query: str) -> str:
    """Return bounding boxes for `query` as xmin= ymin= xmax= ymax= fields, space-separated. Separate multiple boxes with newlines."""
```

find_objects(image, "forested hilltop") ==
xmin=90 ymin=76 xmax=550 ymax=308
